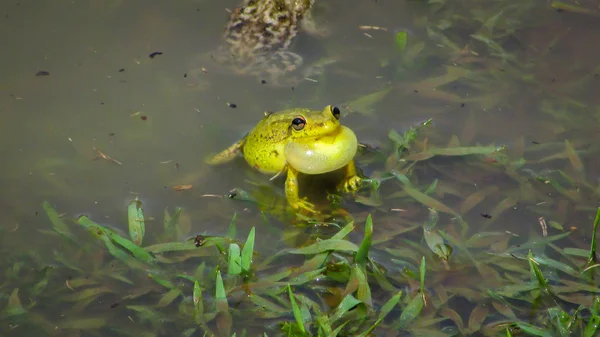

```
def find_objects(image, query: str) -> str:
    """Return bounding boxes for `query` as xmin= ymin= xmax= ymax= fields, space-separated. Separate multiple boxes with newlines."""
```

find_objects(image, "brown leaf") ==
xmin=172 ymin=184 xmax=192 ymax=191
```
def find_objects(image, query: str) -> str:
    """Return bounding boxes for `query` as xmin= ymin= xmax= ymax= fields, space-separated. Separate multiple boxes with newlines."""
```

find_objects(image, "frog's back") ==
xmin=223 ymin=0 xmax=305 ymax=59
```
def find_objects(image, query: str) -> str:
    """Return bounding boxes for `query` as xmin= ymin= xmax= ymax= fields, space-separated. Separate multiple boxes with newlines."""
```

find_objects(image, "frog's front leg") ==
xmin=339 ymin=160 xmax=363 ymax=193
xmin=285 ymin=166 xmax=317 ymax=213
xmin=205 ymin=140 xmax=244 ymax=165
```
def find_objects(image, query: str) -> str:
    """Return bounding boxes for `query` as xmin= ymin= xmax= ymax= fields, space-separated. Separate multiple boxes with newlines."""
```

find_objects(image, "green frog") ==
xmin=206 ymin=105 xmax=362 ymax=213
xmin=196 ymin=0 xmax=330 ymax=87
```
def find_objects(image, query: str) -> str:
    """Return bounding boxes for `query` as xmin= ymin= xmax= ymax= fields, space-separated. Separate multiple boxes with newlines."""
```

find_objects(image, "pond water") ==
xmin=1 ymin=0 xmax=600 ymax=336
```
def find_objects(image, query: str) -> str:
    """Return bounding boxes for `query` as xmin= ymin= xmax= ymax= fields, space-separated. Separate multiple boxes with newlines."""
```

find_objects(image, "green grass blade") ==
xmin=289 ymin=239 xmax=359 ymax=255
xmin=584 ymin=314 xmax=600 ymax=337
xmin=355 ymin=214 xmax=373 ymax=265
xmin=408 ymin=145 xmax=504 ymax=161
xmin=42 ymin=201 xmax=76 ymax=241
xmin=287 ymin=284 xmax=306 ymax=333
xmin=331 ymin=220 xmax=355 ymax=240
xmin=228 ymin=243 xmax=242 ymax=275
xmin=551 ymin=1 xmax=598 ymax=15
xmin=143 ymin=241 xmax=198 ymax=253
xmin=249 ymin=294 xmax=287 ymax=313
xmin=97 ymin=231 xmax=149 ymax=270
xmin=395 ymin=31 xmax=407 ymax=52
xmin=528 ymin=250 xmax=549 ymax=290
xmin=227 ymin=213 xmax=237 ymax=239
xmin=423 ymin=207 xmax=439 ymax=231
xmin=78 ymin=215 xmax=154 ymax=264
xmin=330 ymin=294 xmax=363 ymax=323
xmin=328 ymin=321 xmax=349 ymax=337
xmin=379 ymin=290 xmax=402 ymax=319
xmin=352 ymin=265 xmax=373 ymax=307
xmin=241 ymin=227 xmax=255 ymax=272
xmin=395 ymin=174 xmax=457 ymax=216
xmin=330 ymin=294 xmax=362 ymax=323
xmin=127 ymin=198 xmax=145 ymax=246
xmin=193 ymin=281 xmax=204 ymax=321
xmin=394 ymin=292 xmax=424 ymax=330
xmin=163 ymin=207 xmax=181 ymax=240
xmin=419 ymin=256 xmax=426 ymax=293
xmin=156 ymin=288 xmax=182 ymax=308
xmin=106 ymin=230 xmax=154 ymax=264
xmin=423 ymin=209 xmax=451 ymax=263
xmin=513 ymin=322 xmax=552 ymax=337
xmin=215 ymin=269 xmax=228 ymax=312
xmin=358 ymin=291 xmax=402 ymax=337
xmin=4 ymin=288 xmax=25 ymax=317
xmin=564 ymin=248 xmax=589 ymax=257
xmin=587 ymin=207 xmax=600 ymax=266
xmin=215 ymin=269 xmax=232 ymax=336
xmin=147 ymin=272 xmax=175 ymax=289
xmin=31 ymin=266 xmax=53 ymax=297
xmin=343 ymin=87 xmax=392 ymax=116
xmin=391 ymin=256 xmax=426 ymax=328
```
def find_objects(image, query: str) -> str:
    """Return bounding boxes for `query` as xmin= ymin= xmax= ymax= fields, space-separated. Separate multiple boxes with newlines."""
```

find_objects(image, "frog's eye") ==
xmin=291 ymin=116 xmax=306 ymax=131
xmin=331 ymin=106 xmax=341 ymax=120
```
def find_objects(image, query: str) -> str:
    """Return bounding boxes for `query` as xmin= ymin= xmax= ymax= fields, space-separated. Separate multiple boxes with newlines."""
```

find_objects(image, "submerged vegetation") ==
xmin=3 ymin=118 xmax=600 ymax=336
xmin=2 ymin=0 xmax=600 ymax=336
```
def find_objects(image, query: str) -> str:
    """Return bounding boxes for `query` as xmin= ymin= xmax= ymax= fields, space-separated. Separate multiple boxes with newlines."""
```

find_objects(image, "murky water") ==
xmin=2 ymin=0 xmax=600 ymax=336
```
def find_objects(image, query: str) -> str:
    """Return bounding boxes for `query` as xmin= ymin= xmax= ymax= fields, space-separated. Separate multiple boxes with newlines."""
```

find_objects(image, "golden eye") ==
xmin=291 ymin=116 xmax=306 ymax=131
xmin=331 ymin=106 xmax=341 ymax=119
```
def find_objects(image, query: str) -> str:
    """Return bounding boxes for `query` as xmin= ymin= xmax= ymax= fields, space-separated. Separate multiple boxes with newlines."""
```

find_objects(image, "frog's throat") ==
xmin=284 ymin=126 xmax=358 ymax=175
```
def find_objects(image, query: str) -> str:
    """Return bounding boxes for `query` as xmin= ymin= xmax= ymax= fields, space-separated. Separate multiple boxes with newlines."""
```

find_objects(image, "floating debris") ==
xmin=149 ymin=51 xmax=163 ymax=59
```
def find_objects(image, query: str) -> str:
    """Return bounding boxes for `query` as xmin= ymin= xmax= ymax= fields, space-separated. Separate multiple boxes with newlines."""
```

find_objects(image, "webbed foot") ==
xmin=291 ymin=198 xmax=319 ymax=215
xmin=341 ymin=175 xmax=363 ymax=193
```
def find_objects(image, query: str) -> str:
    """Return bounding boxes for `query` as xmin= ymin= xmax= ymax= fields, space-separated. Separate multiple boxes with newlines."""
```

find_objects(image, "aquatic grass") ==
xmin=585 ymin=207 xmax=600 ymax=267
xmin=127 ymin=198 xmax=145 ymax=246
xmin=4 ymin=171 xmax=600 ymax=337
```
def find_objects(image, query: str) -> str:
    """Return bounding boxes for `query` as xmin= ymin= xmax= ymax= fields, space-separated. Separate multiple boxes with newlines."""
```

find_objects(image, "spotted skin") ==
xmin=204 ymin=0 xmax=329 ymax=86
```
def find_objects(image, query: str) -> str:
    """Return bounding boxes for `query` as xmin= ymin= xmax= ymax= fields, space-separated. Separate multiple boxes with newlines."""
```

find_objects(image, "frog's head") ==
xmin=284 ymin=105 xmax=358 ymax=174
xmin=287 ymin=105 xmax=342 ymax=140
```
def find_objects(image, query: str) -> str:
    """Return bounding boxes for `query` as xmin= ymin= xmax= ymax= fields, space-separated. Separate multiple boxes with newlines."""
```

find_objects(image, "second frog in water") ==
xmin=202 ymin=0 xmax=330 ymax=87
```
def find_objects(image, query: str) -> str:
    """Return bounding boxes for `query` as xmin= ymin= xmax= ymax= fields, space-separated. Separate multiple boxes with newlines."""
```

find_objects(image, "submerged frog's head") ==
xmin=288 ymin=0 xmax=314 ymax=13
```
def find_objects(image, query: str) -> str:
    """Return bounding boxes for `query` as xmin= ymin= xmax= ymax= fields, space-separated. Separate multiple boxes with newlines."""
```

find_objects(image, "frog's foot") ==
xmin=340 ymin=175 xmax=363 ymax=194
xmin=290 ymin=197 xmax=319 ymax=215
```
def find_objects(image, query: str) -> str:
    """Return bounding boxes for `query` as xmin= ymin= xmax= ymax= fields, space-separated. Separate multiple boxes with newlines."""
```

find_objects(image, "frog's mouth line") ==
xmin=308 ymin=125 xmax=344 ymax=143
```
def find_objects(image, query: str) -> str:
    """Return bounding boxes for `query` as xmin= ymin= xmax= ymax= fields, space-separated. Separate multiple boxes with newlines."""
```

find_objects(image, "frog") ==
xmin=192 ymin=0 xmax=331 ymax=87
xmin=205 ymin=105 xmax=362 ymax=213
